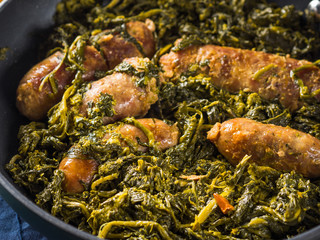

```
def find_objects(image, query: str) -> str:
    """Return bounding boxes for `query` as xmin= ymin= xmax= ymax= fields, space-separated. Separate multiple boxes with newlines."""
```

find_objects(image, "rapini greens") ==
xmin=7 ymin=0 xmax=320 ymax=239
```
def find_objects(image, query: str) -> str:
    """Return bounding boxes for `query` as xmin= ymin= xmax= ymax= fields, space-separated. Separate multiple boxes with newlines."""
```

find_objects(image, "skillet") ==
xmin=0 ymin=0 xmax=318 ymax=239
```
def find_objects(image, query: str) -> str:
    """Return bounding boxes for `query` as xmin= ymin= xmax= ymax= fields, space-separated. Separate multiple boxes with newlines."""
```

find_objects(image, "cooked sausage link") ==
xmin=82 ymin=45 xmax=108 ymax=81
xmin=104 ymin=118 xmax=179 ymax=152
xmin=137 ymin=118 xmax=179 ymax=150
xmin=97 ymin=20 xmax=156 ymax=69
xmin=207 ymin=118 xmax=320 ymax=178
xmin=80 ymin=58 xmax=158 ymax=124
xmin=59 ymin=156 xmax=98 ymax=194
xmin=126 ymin=20 xmax=156 ymax=59
xmin=16 ymin=51 xmax=74 ymax=121
xmin=159 ymin=43 xmax=320 ymax=111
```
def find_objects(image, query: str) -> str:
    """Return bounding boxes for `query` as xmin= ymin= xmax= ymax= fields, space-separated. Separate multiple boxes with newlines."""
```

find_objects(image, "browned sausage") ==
xmin=59 ymin=155 xmax=98 ymax=194
xmin=97 ymin=20 xmax=156 ymax=69
xmin=126 ymin=19 xmax=156 ymax=59
xmin=16 ymin=51 xmax=74 ymax=121
xmin=16 ymin=20 xmax=156 ymax=121
xmin=81 ymin=45 xmax=108 ymax=81
xmin=159 ymin=43 xmax=320 ymax=111
xmin=207 ymin=118 xmax=320 ymax=178
xmin=104 ymin=118 xmax=179 ymax=151
xmin=80 ymin=58 xmax=158 ymax=124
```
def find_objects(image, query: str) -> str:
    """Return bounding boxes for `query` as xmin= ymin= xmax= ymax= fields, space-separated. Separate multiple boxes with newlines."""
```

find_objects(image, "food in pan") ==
xmin=16 ymin=20 xmax=155 ymax=121
xmin=7 ymin=0 xmax=320 ymax=239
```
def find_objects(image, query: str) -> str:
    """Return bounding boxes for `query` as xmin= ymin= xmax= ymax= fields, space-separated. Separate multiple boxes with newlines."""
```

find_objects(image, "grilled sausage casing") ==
xmin=104 ymin=118 xmax=179 ymax=152
xmin=16 ymin=51 xmax=74 ymax=121
xmin=160 ymin=44 xmax=320 ymax=111
xmin=80 ymin=57 xmax=158 ymax=124
xmin=98 ymin=20 xmax=156 ymax=69
xmin=59 ymin=156 xmax=98 ymax=194
xmin=207 ymin=118 xmax=320 ymax=178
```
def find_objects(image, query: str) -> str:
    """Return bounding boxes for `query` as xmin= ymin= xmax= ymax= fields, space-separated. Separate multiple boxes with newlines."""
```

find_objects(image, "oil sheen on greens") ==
xmin=7 ymin=0 xmax=320 ymax=239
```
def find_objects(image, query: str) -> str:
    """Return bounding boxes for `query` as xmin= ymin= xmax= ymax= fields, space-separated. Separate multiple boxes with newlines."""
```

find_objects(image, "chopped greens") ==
xmin=0 ymin=47 xmax=9 ymax=61
xmin=6 ymin=0 xmax=320 ymax=239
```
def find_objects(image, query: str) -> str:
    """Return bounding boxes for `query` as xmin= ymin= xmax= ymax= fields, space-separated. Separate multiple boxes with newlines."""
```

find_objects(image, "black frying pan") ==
xmin=0 ymin=0 xmax=318 ymax=239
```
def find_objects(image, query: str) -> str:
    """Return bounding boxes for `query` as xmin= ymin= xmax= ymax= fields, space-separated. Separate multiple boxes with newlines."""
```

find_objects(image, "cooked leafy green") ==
xmin=0 ymin=47 xmax=9 ymax=61
xmin=6 ymin=0 xmax=320 ymax=239
xmin=49 ymin=0 xmax=320 ymax=60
